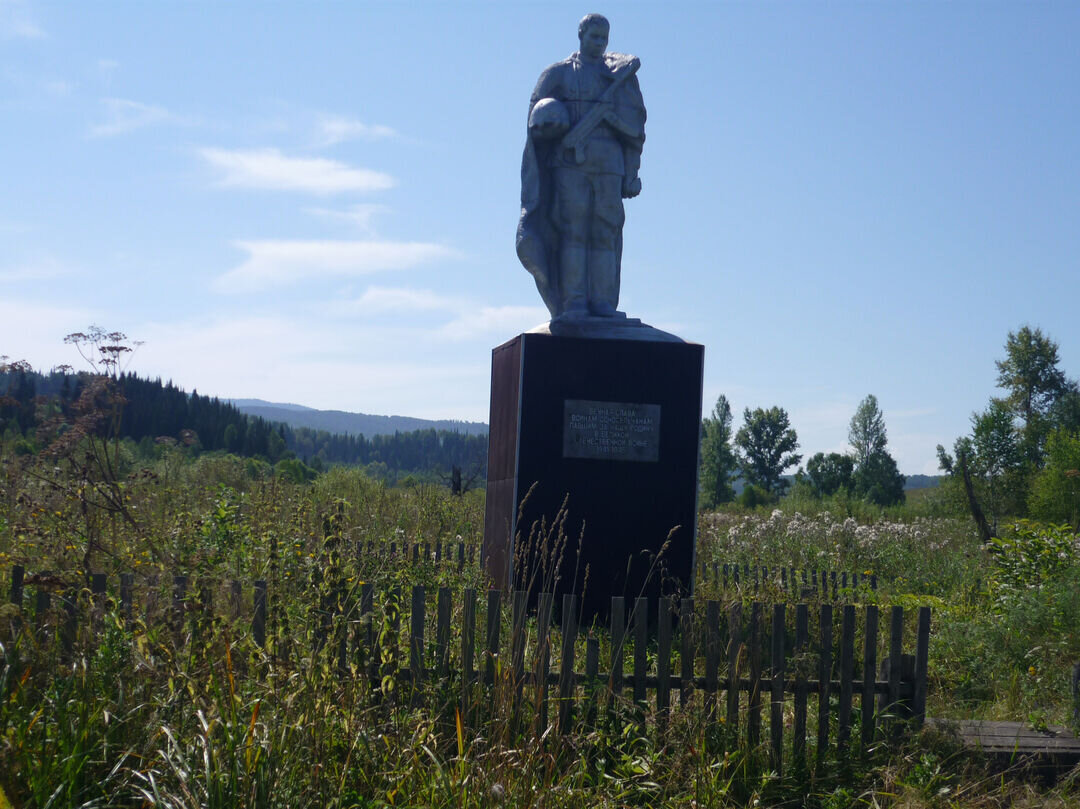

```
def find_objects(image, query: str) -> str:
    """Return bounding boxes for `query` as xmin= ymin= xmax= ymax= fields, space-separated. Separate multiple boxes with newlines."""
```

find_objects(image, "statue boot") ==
xmin=558 ymin=246 xmax=589 ymax=319
xmin=587 ymin=248 xmax=622 ymax=317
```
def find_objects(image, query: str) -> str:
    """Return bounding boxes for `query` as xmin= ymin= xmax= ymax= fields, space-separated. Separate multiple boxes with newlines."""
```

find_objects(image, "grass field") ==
xmin=2 ymin=446 xmax=1079 ymax=808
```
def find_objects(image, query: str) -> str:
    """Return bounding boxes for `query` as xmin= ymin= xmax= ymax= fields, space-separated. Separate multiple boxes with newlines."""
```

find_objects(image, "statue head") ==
xmin=577 ymin=13 xmax=609 ymax=60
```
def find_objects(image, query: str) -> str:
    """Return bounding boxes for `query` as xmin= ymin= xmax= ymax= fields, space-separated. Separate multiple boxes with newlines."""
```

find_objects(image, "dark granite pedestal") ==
xmin=483 ymin=330 xmax=704 ymax=618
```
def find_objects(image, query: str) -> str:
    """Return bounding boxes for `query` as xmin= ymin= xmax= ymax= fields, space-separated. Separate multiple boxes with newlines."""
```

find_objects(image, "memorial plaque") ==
xmin=562 ymin=399 xmax=661 ymax=462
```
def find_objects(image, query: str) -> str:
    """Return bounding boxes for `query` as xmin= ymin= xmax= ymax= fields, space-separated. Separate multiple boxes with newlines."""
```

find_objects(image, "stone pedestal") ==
xmin=483 ymin=331 xmax=703 ymax=617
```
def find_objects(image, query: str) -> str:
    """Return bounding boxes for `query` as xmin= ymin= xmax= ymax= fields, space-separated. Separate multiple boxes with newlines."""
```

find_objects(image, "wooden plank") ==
xmin=610 ymin=596 xmax=625 ymax=698
xmin=511 ymin=590 xmax=526 ymax=716
xmin=410 ymin=586 xmax=425 ymax=705
xmin=793 ymin=603 xmax=809 ymax=765
xmin=91 ymin=572 xmax=107 ymax=637
xmin=585 ymin=635 xmax=600 ymax=728
xmin=458 ymin=542 xmax=465 ymax=572
xmin=485 ymin=589 xmax=501 ymax=686
xmin=817 ymin=604 xmax=833 ymax=762
xmin=634 ymin=597 xmax=648 ymax=708
xmin=253 ymin=579 xmax=267 ymax=649
xmin=680 ymin=598 xmax=694 ymax=708
xmin=657 ymin=597 xmax=672 ymax=722
xmin=771 ymin=604 xmax=785 ymax=776
xmin=888 ymin=606 xmax=904 ymax=721
xmin=704 ymin=600 xmax=720 ymax=717
xmin=558 ymin=594 xmax=578 ymax=734
xmin=913 ymin=607 xmax=931 ymax=726
xmin=726 ymin=602 xmax=741 ymax=734
xmin=437 ymin=587 xmax=451 ymax=677
xmin=461 ymin=587 xmax=476 ymax=718
xmin=838 ymin=604 xmax=855 ymax=752
xmin=748 ymin=602 xmax=762 ymax=748
xmin=862 ymin=605 xmax=879 ymax=750
xmin=537 ymin=591 xmax=553 ymax=733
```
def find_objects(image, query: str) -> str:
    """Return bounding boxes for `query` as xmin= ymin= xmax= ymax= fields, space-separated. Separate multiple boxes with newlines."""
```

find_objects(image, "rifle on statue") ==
xmin=559 ymin=57 xmax=640 ymax=165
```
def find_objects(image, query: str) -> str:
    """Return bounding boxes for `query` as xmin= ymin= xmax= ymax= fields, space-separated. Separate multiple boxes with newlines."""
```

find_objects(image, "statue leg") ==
xmin=553 ymin=168 xmax=590 ymax=318
xmin=587 ymin=175 xmax=625 ymax=317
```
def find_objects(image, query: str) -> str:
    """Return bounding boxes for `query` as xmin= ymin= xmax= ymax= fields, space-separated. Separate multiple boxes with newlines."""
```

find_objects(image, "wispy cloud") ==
xmin=199 ymin=147 xmax=394 ymax=194
xmin=331 ymin=286 xmax=466 ymax=315
xmin=213 ymin=240 xmax=459 ymax=293
xmin=89 ymin=97 xmax=179 ymax=137
xmin=0 ymin=0 xmax=45 ymax=39
xmin=306 ymin=203 xmax=388 ymax=235
xmin=440 ymin=305 xmax=548 ymax=340
xmin=316 ymin=115 xmax=397 ymax=146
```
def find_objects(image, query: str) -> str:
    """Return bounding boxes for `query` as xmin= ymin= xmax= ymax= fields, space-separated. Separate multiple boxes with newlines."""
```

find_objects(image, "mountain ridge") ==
xmin=230 ymin=400 xmax=488 ymax=438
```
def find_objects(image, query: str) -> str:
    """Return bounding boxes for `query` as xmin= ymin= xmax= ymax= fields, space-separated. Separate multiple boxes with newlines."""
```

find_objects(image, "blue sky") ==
xmin=2 ymin=1 xmax=1078 ymax=475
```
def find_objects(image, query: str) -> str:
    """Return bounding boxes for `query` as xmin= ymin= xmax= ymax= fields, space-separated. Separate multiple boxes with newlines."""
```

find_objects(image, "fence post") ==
xmin=409 ymin=586 xmax=425 ymax=706
xmin=585 ymin=634 xmax=600 ymax=727
xmin=633 ymin=597 xmax=648 ymax=713
xmin=558 ymin=593 xmax=578 ymax=734
xmin=838 ymin=604 xmax=855 ymax=752
xmin=704 ymin=600 xmax=720 ymax=717
xmin=861 ymin=605 xmax=879 ymax=751
xmin=436 ymin=587 xmax=451 ymax=678
xmin=726 ymin=602 xmax=741 ymax=735
xmin=537 ymin=591 xmax=553 ymax=734
xmin=680 ymin=598 xmax=695 ymax=708
xmin=609 ymin=597 xmax=625 ymax=699
xmin=748 ymin=603 xmax=762 ymax=748
xmin=770 ymin=604 xmax=786 ymax=777
xmin=817 ymin=603 xmax=833 ymax=762
xmin=793 ymin=603 xmax=809 ymax=766
xmin=657 ymin=597 xmax=672 ymax=728
xmin=913 ymin=607 xmax=931 ymax=727
xmin=485 ymin=589 xmax=501 ymax=687
xmin=461 ymin=587 xmax=476 ymax=719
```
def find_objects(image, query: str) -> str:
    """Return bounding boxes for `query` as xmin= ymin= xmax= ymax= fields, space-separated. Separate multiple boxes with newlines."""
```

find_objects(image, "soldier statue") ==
xmin=516 ymin=13 xmax=646 ymax=322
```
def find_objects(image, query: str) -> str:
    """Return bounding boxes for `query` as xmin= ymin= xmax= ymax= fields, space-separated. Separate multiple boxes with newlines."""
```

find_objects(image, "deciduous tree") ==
xmin=699 ymin=394 xmax=737 ymax=507
xmin=734 ymin=406 xmax=801 ymax=495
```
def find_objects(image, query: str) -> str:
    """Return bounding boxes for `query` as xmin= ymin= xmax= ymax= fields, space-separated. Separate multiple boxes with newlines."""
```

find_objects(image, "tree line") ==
xmin=699 ymin=391 xmax=906 ymax=510
xmin=0 ymin=364 xmax=487 ymax=484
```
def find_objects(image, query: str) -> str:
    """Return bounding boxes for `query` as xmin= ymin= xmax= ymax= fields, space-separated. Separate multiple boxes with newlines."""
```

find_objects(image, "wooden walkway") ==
xmin=928 ymin=718 xmax=1080 ymax=768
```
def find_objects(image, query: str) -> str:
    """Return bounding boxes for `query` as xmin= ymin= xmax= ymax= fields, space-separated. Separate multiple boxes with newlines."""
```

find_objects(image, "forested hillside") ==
xmin=0 ymin=367 xmax=487 ymax=483
xmin=232 ymin=399 xmax=488 ymax=437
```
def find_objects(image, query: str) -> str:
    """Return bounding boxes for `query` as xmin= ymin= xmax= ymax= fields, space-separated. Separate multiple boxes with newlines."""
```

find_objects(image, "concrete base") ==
xmin=483 ymin=331 xmax=703 ymax=617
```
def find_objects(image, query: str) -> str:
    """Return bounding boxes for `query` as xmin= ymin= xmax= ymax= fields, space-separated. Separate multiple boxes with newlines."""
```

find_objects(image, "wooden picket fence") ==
xmin=697 ymin=562 xmax=879 ymax=600
xmin=6 ymin=565 xmax=929 ymax=773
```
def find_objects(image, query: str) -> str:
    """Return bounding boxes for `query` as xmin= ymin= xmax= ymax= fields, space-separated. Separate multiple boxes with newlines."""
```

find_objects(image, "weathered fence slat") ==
xmin=913 ymin=606 xmax=931 ymax=726
xmin=558 ymin=594 xmax=578 ymax=734
xmin=437 ymin=587 xmax=451 ymax=677
xmin=770 ymin=604 xmax=785 ymax=776
xmin=461 ymin=587 xmax=476 ymax=717
xmin=610 ymin=596 xmax=625 ymax=697
xmin=793 ymin=603 xmax=809 ymax=765
xmin=817 ymin=603 xmax=833 ymax=761
xmin=485 ymin=589 xmax=501 ymax=686
xmin=410 ymin=585 xmax=425 ymax=705
xmin=657 ymin=597 xmax=672 ymax=722
xmin=634 ymin=597 xmax=648 ymax=710
xmin=888 ymin=606 xmax=904 ymax=727
xmin=537 ymin=591 xmax=553 ymax=733
xmin=862 ymin=605 xmax=879 ymax=750
xmin=748 ymin=602 xmax=762 ymax=747
xmin=680 ymin=597 xmax=694 ymax=708
xmin=585 ymin=634 xmax=600 ymax=727
xmin=838 ymin=604 xmax=855 ymax=751
xmin=727 ymin=601 xmax=741 ymax=734
xmin=705 ymin=600 xmax=720 ymax=716
xmin=9 ymin=565 xmax=23 ymax=607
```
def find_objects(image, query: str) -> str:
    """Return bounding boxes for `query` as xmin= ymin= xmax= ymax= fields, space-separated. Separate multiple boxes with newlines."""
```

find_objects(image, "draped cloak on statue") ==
xmin=515 ymin=52 xmax=646 ymax=318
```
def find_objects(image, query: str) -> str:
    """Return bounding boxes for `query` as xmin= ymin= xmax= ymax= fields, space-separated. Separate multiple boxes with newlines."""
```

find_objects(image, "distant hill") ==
xmin=230 ymin=400 xmax=488 ymax=438
xmin=903 ymin=474 xmax=941 ymax=490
